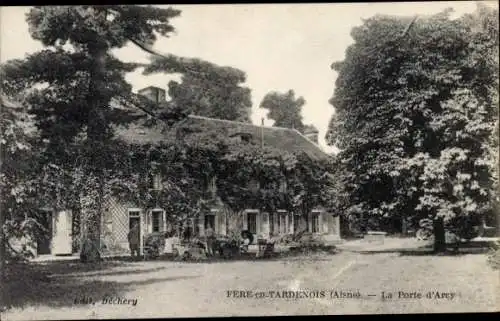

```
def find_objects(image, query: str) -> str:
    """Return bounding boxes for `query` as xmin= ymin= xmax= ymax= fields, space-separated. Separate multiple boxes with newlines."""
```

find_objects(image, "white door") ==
xmin=51 ymin=210 xmax=73 ymax=255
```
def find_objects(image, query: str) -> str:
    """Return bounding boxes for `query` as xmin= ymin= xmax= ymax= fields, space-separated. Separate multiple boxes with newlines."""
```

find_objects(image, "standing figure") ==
xmin=182 ymin=222 xmax=193 ymax=244
xmin=205 ymin=224 xmax=215 ymax=256
xmin=128 ymin=222 xmax=141 ymax=258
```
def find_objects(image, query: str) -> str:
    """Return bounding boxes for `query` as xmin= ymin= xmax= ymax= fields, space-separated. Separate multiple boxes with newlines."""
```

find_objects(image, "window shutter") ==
xmin=199 ymin=215 xmax=205 ymax=237
xmin=214 ymin=212 xmax=220 ymax=234
xmin=219 ymin=211 xmax=227 ymax=235
xmin=243 ymin=211 xmax=248 ymax=230
xmin=147 ymin=210 xmax=152 ymax=233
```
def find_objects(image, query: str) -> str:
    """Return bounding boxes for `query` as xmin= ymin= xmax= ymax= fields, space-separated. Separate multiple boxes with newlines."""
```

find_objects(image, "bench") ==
xmin=364 ymin=231 xmax=387 ymax=243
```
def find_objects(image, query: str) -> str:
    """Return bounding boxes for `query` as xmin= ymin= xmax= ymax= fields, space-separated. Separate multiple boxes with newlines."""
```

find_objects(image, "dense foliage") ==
xmin=1 ymin=5 xmax=189 ymax=262
xmin=326 ymin=5 xmax=499 ymax=248
xmin=162 ymin=120 xmax=334 ymax=221
xmin=144 ymin=57 xmax=252 ymax=122
xmin=260 ymin=90 xmax=307 ymax=132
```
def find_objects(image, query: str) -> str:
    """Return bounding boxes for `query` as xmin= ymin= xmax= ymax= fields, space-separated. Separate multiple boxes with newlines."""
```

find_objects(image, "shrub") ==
xmin=287 ymin=232 xmax=336 ymax=254
xmin=144 ymin=232 xmax=167 ymax=258
xmin=487 ymin=241 xmax=500 ymax=270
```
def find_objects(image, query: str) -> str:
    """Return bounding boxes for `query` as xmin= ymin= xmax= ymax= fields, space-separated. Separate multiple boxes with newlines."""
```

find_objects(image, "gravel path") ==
xmin=3 ymin=251 xmax=498 ymax=320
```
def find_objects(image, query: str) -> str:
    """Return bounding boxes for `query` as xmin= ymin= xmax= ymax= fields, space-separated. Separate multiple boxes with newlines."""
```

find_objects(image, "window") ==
xmin=205 ymin=214 xmax=215 ymax=230
xmin=293 ymin=215 xmax=301 ymax=232
xmin=312 ymin=212 xmax=320 ymax=233
xmin=269 ymin=213 xmax=274 ymax=234
xmin=248 ymin=179 xmax=260 ymax=193
xmin=279 ymin=179 xmax=287 ymax=193
xmin=276 ymin=210 xmax=287 ymax=234
xmin=280 ymin=213 xmax=288 ymax=234
xmin=148 ymin=172 xmax=162 ymax=191
xmin=247 ymin=212 xmax=257 ymax=234
xmin=209 ymin=177 xmax=217 ymax=198
xmin=151 ymin=210 xmax=163 ymax=232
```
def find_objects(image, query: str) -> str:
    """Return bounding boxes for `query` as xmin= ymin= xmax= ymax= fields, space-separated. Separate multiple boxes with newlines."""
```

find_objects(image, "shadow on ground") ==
xmin=352 ymin=241 xmax=496 ymax=256
xmin=2 ymin=261 xmax=200 ymax=310
xmin=144 ymin=249 xmax=340 ymax=264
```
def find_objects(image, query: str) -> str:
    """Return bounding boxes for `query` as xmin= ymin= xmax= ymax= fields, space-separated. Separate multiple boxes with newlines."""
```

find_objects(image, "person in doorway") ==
xmin=182 ymin=223 xmax=193 ymax=244
xmin=205 ymin=224 xmax=216 ymax=257
xmin=128 ymin=222 xmax=141 ymax=259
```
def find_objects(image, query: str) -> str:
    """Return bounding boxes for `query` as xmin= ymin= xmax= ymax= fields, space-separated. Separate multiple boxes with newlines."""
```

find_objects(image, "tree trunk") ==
xmin=80 ymin=210 xmax=101 ymax=263
xmin=0 ymin=204 xmax=5 ymax=310
xmin=433 ymin=217 xmax=446 ymax=253
xmin=79 ymin=10 xmax=108 ymax=262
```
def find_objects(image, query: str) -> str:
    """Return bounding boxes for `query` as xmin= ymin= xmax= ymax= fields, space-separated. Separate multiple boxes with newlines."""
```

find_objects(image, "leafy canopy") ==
xmin=326 ymin=5 xmax=499 ymax=235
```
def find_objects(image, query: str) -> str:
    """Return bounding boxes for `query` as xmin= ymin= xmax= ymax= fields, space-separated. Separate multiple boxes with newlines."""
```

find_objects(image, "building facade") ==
xmin=24 ymin=86 xmax=340 ymax=257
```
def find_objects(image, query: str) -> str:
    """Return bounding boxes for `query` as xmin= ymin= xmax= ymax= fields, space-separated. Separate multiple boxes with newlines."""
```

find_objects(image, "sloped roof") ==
xmin=2 ymin=94 xmax=330 ymax=161
xmin=184 ymin=115 xmax=329 ymax=161
xmin=114 ymin=113 xmax=330 ymax=161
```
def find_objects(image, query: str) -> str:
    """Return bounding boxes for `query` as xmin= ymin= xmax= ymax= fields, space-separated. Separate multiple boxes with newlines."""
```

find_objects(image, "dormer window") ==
xmin=209 ymin=176 xmax=217 ymax=198
xmin=279 ymin=179 xmax=287 ymax=193
xmin=229 ymin=132 xmax=253 ymax=144
xmin=248 ymin=178 xmax=260 ymax=193
xmin=148 ymin=171 xmax=162 ymax=191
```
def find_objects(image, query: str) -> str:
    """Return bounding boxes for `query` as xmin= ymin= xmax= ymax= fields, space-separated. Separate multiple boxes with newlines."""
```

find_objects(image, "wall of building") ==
xmin=101 ymin=197 xmax=139 ymax=255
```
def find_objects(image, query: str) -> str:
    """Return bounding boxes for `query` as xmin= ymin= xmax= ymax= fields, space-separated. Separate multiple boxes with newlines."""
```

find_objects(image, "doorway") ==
xmin=37 ymin=210 xmax=52 ymax=255
xmin=129 ymin=211 xmax=141 ymax=247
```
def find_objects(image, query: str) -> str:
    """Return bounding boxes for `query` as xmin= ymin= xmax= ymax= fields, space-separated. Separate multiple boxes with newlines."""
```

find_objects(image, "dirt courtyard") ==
xmin=2 ymin=249 xmax=498 ymax=319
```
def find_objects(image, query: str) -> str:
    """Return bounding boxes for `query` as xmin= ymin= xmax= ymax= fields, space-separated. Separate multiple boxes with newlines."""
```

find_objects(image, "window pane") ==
xmin=152 ymin=211 xmax=162 ymax=232
xmin=312 ymin=213 xmax=320 ymax=233
xmin=247 ymin=213 xmax=257 ymax=234
xmin=204 ymin=215 xmax=215 ymax=230
xmin=129 ymin=211 xmax=140 ymax=217
xmin=293 ymin=215 xmax=300 ymax=232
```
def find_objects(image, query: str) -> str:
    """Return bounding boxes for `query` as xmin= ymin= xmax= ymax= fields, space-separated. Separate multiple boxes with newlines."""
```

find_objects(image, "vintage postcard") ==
xmin=0 ymin=2 xmax=498 ymax=319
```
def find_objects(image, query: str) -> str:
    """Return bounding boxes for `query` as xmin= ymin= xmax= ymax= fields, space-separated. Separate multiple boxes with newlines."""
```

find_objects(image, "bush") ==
xmin=287 ymin=232 xmax=336 ymax=254
xmin=487 ymin=241 xmax=500 ymax=270
xmin=144 ymin=232 xmax=167 ymax=258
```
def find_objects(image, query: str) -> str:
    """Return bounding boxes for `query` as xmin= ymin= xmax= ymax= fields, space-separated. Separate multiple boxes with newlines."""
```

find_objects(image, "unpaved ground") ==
xmin=2 ymin=249 xmax=498 ymax=320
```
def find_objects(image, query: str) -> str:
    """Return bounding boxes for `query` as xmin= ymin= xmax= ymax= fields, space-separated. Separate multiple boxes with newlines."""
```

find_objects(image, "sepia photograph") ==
xmin=0 ymin=2 xmax=498 ymax=319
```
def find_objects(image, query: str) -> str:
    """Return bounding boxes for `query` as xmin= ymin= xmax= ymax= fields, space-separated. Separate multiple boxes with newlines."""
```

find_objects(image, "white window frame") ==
xmin=311 ymin=210 xmax=321 ymax=233
xmin=277 ymin=210 xmax=288 ymax=234
xmin=245 ymin=209 xmax=259 ymax=235
xmin=150 ymin=208 xmax=165 ymax=233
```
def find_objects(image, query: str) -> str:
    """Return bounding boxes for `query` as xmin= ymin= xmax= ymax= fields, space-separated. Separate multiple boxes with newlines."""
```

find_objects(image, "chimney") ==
xmin=138 ymin=86 xmax=166 ymax=104
xmin=303 ymin=125 xmax=319 ymax=144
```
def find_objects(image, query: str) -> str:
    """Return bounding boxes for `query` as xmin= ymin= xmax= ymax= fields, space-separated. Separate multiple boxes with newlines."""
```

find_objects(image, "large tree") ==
xmin=144 ymin=58 xmax=252 ymax=122
xmin=260 ymin=90 xmax=307 ymax=133
xmin=0 ymin=5 xmax=196 ymax=262
xmin=327 ymin=5 xmax=498 ymax=251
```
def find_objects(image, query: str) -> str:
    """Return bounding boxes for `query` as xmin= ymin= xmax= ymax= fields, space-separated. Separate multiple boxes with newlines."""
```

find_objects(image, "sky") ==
xmin=1 ymin=2 xmax=497 ymax=153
